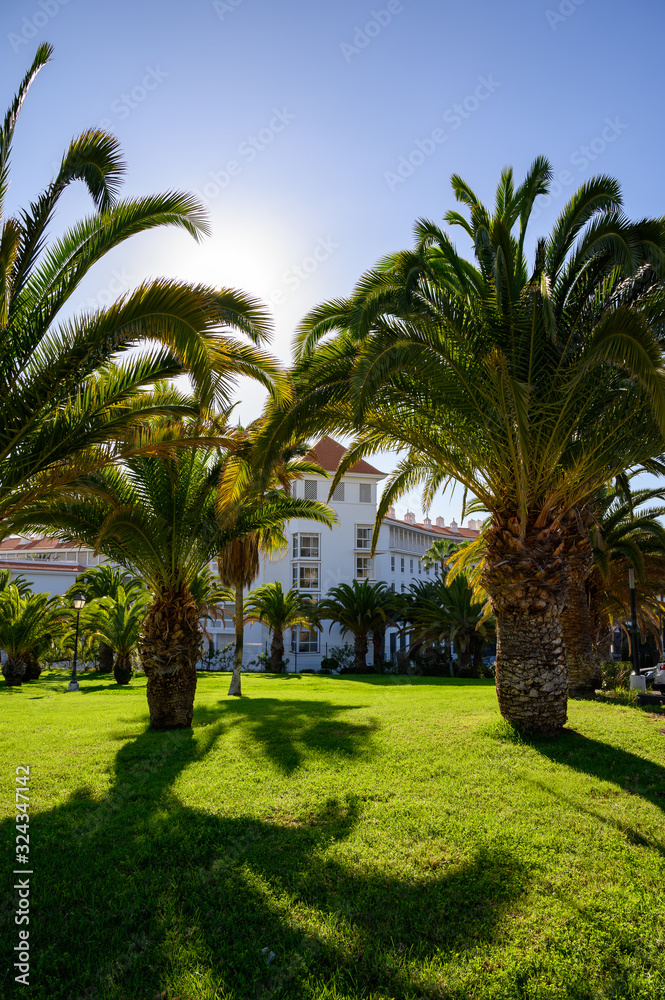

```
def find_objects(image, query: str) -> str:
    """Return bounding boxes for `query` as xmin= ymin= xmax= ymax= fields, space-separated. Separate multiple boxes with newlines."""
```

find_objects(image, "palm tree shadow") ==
xmin=0 ymin=717 xmax=529 ymax=1000
xmin=216 ymin=696 xmax=379 ymax=775
xmin=495 ymin=725 xmax=665 ymax=815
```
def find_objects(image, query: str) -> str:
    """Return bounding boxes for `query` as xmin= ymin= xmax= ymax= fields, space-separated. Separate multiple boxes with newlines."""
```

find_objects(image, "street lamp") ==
xmin=68 ymin=593 xmax=85 ymax=692
xmin=628 ymin=568 xmax=645 ymax=691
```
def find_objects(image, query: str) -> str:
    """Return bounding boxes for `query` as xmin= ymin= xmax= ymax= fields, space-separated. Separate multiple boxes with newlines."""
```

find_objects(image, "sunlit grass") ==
xmin=1 ymin=670 xmax=665 ymax=999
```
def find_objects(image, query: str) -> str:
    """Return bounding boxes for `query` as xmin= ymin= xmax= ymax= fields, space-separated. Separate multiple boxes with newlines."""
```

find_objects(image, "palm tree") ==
xmin=244 ymin=582 xmax=317 ymax=671
xmin=0 ymin=569 xmax=32 ymax=596
xmin=0 ymin=44 xmax=282 ymax=541
xmin=401 ymin=575 xmax=492 ymax=677
xmin=84 ymin=587 xmax=152 ymax=685
xmin=585 ymin=484 xmax=665 ymax=670
xmin=274 ymin=159 xmax=665 ymax=733
xmin=422 ymin=538 xmax=461 ymax=576
xmin=14 ymin=437 xmax=226 ymax=725
xmin=316 ymin=580 xmax=392 ymax=673
xmin=190 ymin=566 xmax=232 ymax=651
xmin=66 ymin=564 xmax=146 ymax=673
xmin=0 ymin=586 xmax=67 ymax=685
xmin=216 ymin=429 xmax=337 ymax=696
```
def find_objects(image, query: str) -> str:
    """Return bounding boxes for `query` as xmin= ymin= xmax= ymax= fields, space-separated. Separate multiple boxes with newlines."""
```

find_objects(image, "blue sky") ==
xmin=2 ymin=0 xmax=664 ymax=522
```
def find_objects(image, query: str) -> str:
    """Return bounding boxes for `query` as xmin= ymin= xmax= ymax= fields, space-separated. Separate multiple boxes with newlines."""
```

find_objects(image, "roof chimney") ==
xmin=404 ymin=510 xmax=416 ymax=525
xmin=435 ymin=516 xmax=445 ymax=528
xmin=387 ymin=506 xmax=396 ymax=518
xmin=423 ymin=516 xmax=431 ymax=528
xmin=450 ymin=519 xmax=459 ymax=532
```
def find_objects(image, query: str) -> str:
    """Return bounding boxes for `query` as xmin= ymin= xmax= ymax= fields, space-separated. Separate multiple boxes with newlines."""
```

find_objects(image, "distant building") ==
xmin=0 ymin=436 xmax=480 ymax=669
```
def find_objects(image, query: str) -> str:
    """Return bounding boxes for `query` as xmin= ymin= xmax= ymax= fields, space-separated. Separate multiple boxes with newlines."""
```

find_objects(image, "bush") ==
xmin=601 ymin=660 xmax=632 ymax=690
xmin=199 ymin=642 xmax=235 ymax=672
xmin=325 ymin=644 xmax=356 ymax=673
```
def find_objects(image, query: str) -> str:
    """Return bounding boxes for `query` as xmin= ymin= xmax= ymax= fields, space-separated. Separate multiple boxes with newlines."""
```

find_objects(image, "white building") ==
xmin=0 ymin=436 xmax=480 ymax=669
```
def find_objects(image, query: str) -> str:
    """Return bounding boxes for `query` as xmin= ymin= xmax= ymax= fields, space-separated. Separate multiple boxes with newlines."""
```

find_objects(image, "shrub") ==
xmin=325 ymin=644 xmax=356 ymax=673
xmin=601 ymin=660 xmax=632 ymax=690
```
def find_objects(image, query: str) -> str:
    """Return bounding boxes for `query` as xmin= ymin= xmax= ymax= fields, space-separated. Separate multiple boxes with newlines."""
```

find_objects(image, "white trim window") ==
xmin=291 ymin=625 xmax=319 ymax=654
xmin=293 ymin=564 xmax=319 ymax=590
xmin=359 ymin=483 xmax=372 ymax=503
xmin=331 ymin=483 xmax=345 ymax=502
xmin=304 ymin=480 xmax=318 ymax=500
xmin=293 ymin=533 xmax=319 ymax=559
xmin=356 ymin=556 xmax=372 ymax=579
xmin=356 ymin=526 xmax=372 ymax=550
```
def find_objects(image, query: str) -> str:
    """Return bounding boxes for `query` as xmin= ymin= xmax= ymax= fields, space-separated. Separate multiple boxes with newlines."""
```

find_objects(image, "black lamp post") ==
xmin=68 ymin=593 xmax=85 ymax=692
xmin=628 ymin=568 xmax=639 ymax=674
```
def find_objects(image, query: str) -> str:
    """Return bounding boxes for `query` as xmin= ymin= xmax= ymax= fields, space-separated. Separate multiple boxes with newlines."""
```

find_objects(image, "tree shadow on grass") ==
xmin=216 ymin=696 xmax=379 ymax=775
xmin=0 ymin=710 xmax=528 ymax=1000
xmin=492 ymin=723 xmax=665 ymax=816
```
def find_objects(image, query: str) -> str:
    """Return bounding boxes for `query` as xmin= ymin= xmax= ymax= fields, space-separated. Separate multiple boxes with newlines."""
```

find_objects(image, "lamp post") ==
xmin=628 ymin=568 xmax=645 ymax=691
xmin=68 ymin=593 xmax=85 ymax=692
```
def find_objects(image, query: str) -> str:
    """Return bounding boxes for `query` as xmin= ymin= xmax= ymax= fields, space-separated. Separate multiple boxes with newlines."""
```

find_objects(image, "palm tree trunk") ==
xmin=353 ymin=632 xmax=368 ymax=672
xmin=372 ymin=625 xmax=385 ymax=673
xmin=562 ymin=570 xmax=601 ymax=695
xmin=228 ymin=585 xmax=243 ymax=696
xmin=139 ymin=589 xmax=200 ymax=729
xmin=2 ymin=656 xmax=26 ymax=686
xmin=456 ymin=639 xmax=474 ymax=678
xmin=269 ymin=627 xmax=285 ymax=672
xmin=98 ymin=641 xmax=114 ymax=673
xmin=483 ymin=516 xmax=569 ymax=735
xmin=23 ymin=654 xmax=42 ymax=681
xmin=113 ymin=652 xmax=133 ymax=685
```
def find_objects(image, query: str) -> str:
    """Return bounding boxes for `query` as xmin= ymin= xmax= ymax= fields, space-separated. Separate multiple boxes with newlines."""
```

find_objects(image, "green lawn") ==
xmin=1 ymin=671 xmax=665 ymax=1000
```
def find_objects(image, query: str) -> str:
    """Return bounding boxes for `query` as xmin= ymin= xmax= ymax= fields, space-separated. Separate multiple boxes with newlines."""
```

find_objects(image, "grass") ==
xmin=1 ymin=671 xmax=665 ymax=1000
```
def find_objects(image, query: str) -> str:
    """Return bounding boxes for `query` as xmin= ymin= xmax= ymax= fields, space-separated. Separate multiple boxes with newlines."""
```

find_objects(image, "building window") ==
xmin=391 ymin=555 xmax=395 ymax=572
xmin=400 ymin=557 xmax=405 ymax=573
xmin=331 ymin=483 xmax=345 ymax=501
xmin=291 ymin=626 xmax=319 ymax=654
xmin=356 ymin=526 xmax=372 ymax=549
xmin=410 ymin=559 xmax=414 ymax=574
xmin=401 ymin=583 xmax=406 ymax=593
xmin=426 ymin=564 xmax=430 ymax=575
xmin=356 ymin=556 xmax=372 ymax=579
xmin=359 ymin=483 xmax=372 ymax=503
xmin=418 ymin=561 xmax=422 ymax=575
xmin=391 ymin=582 xmax=396 ymax=593
xmin=293 ymin=565 xmax=319 ymax=590
xmin=292 ymin=534 xmax=320 ymax=558
xmin=304 ymin=480 xmax=318 ymax=500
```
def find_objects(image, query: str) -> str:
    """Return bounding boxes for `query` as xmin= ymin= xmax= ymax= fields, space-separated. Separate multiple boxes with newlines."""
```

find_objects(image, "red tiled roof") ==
xmin=385 ymin=516 xmax=480 ymax=540
xmin=0 ymin=537 xmax=79 ymax=551
xmin=0 ymin=560 xmax=87 ymax=573
xmin=310 ymin=436 xmax=385 ymax=477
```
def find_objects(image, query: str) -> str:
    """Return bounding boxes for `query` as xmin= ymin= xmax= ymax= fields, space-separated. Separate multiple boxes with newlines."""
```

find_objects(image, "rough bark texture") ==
xmin=2 ymin=656 xmax=26 ymax=686
xmin=114 ymin=652 xmax=133 ymax=685
xmin=139 ymin=589 xmax=201 ymax=729
xmin=563 ymin=565 xmax=601 ymax=696
xmin=456 ymin=640 xmax=474 ymax=678
xmin=354 ymin=632 xmax=368 ymax=672
xmin=227 ymin=586 xmax=243 ymax=696
xmin=483 ymin=515 xmax=569 ymax=735
xmin=372 ymin=626 xmax=385 ymax=673
xmin=269 ymin=628 xmax=285 ymax=672
xmin=98 ymin=641 xmax=114 ymax=673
